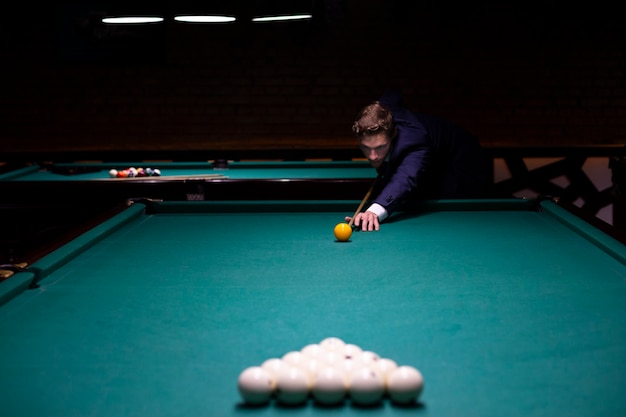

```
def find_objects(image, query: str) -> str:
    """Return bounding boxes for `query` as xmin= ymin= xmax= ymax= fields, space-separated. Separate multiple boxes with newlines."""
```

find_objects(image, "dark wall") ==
xmin=1 ymin=1 xmax=625 ymax=156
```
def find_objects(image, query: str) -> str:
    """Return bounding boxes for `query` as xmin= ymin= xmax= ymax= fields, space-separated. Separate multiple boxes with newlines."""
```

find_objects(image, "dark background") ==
xmin=0 ymin=1 xmax=625 ymax=264
xmin=1 ymin=1 xmax=624 ymax=156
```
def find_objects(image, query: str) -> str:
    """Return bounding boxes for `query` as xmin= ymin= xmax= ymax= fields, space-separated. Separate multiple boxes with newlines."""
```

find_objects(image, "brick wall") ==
xmin=1 ymin=1 xmax=624 ymax=156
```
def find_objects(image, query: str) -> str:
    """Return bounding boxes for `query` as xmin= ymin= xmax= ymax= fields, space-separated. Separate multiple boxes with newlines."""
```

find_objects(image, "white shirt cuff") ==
xmin=367 ymin=203 xmax=388 ymax=222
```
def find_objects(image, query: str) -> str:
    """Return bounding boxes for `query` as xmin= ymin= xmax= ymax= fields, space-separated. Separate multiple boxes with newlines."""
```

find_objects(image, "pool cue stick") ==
xmin=348 ymin=181 xmax=376 ymax=228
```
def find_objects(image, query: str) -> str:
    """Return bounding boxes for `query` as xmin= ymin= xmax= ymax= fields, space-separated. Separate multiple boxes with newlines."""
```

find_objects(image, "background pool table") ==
xmin=0 ymin=160 xmax=376 ymax=203
xmin=1 ymin=199 xmax=626 ymax=417
xmin=0 ymin=160 xmax=375 ymax=263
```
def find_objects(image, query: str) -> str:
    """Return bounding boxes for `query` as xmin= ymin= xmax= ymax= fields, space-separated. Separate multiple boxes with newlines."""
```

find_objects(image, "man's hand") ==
xmin=345 ymin=211 xmax=380 ymax=231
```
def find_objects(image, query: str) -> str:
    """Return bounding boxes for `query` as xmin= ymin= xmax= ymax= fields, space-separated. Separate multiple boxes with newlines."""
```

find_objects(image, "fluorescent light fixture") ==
xmin=102 ymin=16 xmax=164 ymax=24
xmin=252 ymin=14 xmax=313 ymax=23
xmin=174 ymin=15 xmax=236 ymax=23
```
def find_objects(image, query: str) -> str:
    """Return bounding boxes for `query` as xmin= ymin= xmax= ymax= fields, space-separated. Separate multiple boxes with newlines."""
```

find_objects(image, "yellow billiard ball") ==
xmin=333 ymin=223 xmax=352 ymax=242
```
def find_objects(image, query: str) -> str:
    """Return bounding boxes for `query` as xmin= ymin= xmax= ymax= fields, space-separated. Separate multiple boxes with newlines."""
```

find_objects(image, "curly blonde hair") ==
xmin=352 ymin=101 xmax=396 ymax=139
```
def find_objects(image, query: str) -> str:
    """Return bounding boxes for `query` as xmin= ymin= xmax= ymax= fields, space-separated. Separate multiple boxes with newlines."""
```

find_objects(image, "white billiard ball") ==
xmin=320 ymin=350 xmax=344 ymax=368
xmin=374 ymin=358 xmax=398 ymax=390
xmin=301 ymin=343 xmax=325 ymax=360
xmin=297 ymin=357 xmax=325 ymax=379
xmin=348 ymin=368 xmax=384 ymax=406
xmin=312 ymin=367 xmax=347 ymax=405
xmin=275 ymin=366 xmax=311 ymax=405
xmin=387 ymin=366 xmax=424 ymax=404
xmin=237 ymin=366 xmax=275 ymax=405
xmin=355 ymin=350 xmax=381 ymax=368
xmin=335 ymin=357 xmax=359 ymax=376
xmin=109 ymin=169 xmax=118 ymax=178
xmin=261 ymin=358 xmax=290 ymax=380
xmin=282 ymin=350 xmax=307 ymax=368
xmin=319 ymin=337 xmax=346 ymax=352
xmin=342 ymin=343 xmax=363 ymax=360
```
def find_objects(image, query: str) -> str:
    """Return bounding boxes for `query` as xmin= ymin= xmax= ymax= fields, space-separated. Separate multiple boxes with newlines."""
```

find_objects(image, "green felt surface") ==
xmin=1 ymin=200 xmax=626 ymax=417
xmin=2 ymin=161 xmax=376 ymax=181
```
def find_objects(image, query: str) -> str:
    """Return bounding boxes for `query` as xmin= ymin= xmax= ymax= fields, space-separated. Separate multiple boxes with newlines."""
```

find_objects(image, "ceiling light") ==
xmin=174 ymin=15 xmax=236 ymax=23
xmin=102 ymin=16 xmax=164 ymax=24
xmin=252 ymin=14 xmax=313 ymax=23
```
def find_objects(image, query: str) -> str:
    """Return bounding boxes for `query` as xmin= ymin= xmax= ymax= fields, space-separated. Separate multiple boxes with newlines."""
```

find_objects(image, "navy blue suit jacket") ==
xmin=373 ymin=93 xmax=488 ymax=214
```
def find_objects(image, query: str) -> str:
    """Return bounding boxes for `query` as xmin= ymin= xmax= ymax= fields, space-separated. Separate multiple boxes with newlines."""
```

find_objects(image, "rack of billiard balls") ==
xmin=109 ymin=167 xmax=161 ymax=178
xmin=237 ymin=337 xmax=424 ymax=407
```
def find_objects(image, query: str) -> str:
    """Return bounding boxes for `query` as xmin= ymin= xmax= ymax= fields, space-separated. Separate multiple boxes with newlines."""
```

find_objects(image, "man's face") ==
xmin=360 ymin=133 xmax=391 ymax=169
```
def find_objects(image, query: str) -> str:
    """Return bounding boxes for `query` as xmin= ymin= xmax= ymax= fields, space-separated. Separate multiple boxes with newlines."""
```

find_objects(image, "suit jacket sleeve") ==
xmin=373 ymin=124 xmax=431 ymax=214
xmin=371 ymin=90 xmax=434 ymax=214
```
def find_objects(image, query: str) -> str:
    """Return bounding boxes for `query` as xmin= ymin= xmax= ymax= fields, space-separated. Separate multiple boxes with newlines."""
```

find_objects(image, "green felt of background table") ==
xmin=1 ymin=199 xmax=626 ymax=417
xmin=1 ymin=161 xmax=376 ymax=181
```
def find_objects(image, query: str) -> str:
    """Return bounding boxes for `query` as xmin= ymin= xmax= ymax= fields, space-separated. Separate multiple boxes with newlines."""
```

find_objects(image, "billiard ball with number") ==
xmin=237 ymin=366 xmax=275 ymax=405
xmin=348 ymin=368 xmax=384 ymax=405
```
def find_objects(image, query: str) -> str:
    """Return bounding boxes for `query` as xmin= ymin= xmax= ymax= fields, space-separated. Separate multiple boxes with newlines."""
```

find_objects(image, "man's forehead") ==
xmin=360 ymin=133 xmax=390 ymax=147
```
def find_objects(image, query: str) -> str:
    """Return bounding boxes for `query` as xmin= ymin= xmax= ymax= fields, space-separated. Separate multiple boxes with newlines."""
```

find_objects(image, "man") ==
xmin=348 ymin=91 xmax=489 ymax=231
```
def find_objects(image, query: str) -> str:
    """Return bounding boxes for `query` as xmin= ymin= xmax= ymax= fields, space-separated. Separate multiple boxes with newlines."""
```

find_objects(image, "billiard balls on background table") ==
xmin=108 ymin=167 xmax=162 ymax=178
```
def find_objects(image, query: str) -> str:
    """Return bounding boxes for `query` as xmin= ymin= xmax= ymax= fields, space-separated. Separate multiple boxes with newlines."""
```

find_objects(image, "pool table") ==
xmin=0 ymin=160 xmax=376 ymax=263
xmin=1 ymin=198 xmax=626 ymax=417
xmin=0 ymin=160 xmax=376 ymax=204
